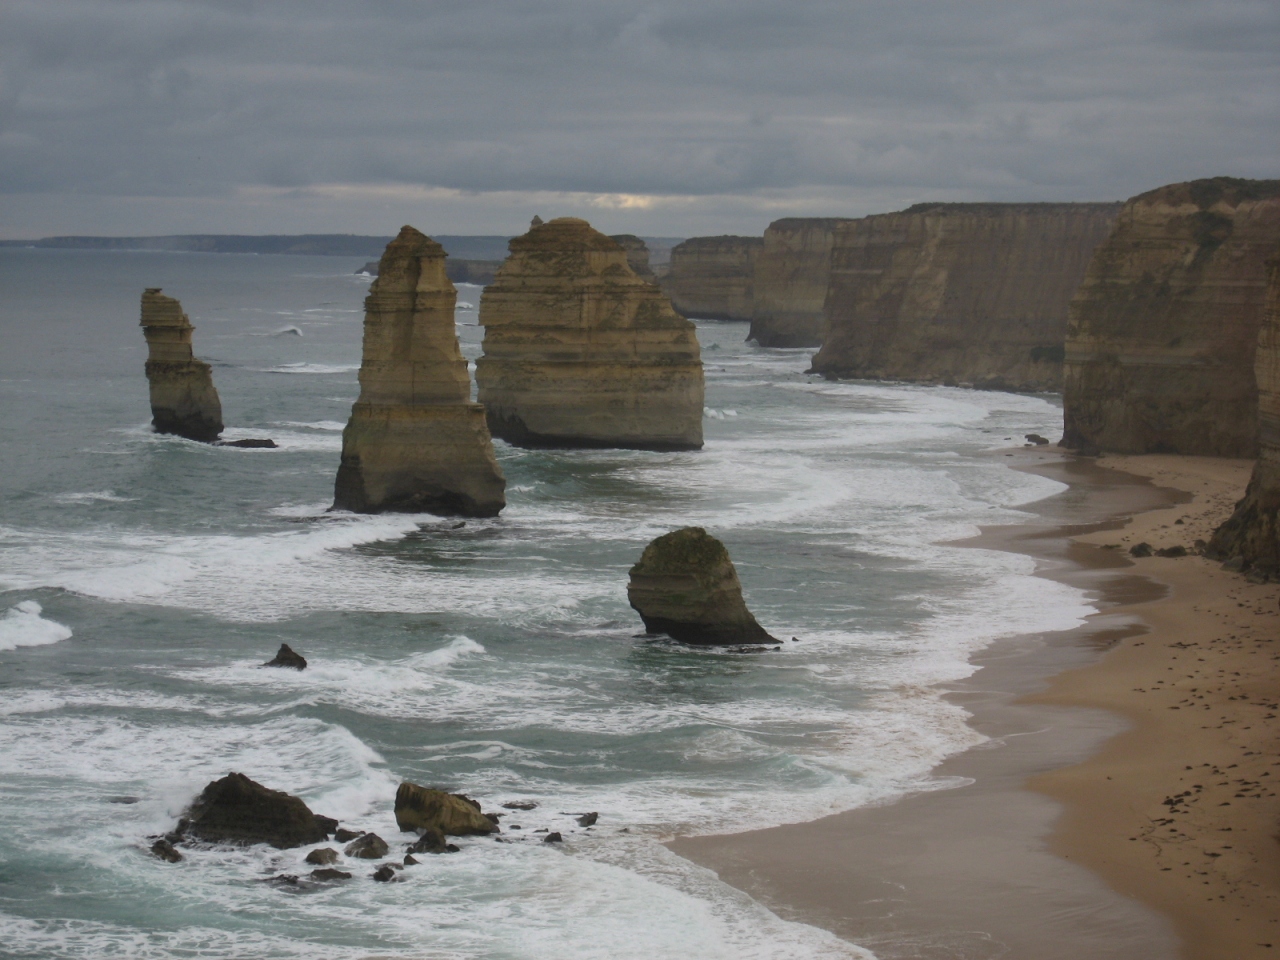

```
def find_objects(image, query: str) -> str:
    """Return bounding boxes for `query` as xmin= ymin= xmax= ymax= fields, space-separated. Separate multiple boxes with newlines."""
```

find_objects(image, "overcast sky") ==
xmin=2 ymin=0 xmax=1276 ymax=238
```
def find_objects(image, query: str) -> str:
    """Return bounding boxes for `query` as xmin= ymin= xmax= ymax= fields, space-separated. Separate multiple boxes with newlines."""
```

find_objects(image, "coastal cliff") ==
xmin=333 ymin=226 xmax=505 ymax=516
xmin=660 ymin=236 xmax=761 ymax=321
xmin=139 ymin=289 xmax=224 ymax=442
xmin=1209 ymin=250 xmax=1280 ymax=578
xmin=476 ymin=218 xmax=704 ymax=450
xmin=749 ymin=218 xmax=852 ymax=347
xmin=1061 ymin=178 xmax=1280 ymax=456
xmin=609 ymin=235 xmax=655 ymax=280
xmin=810 ymin=203 xmax=1121 ymax=391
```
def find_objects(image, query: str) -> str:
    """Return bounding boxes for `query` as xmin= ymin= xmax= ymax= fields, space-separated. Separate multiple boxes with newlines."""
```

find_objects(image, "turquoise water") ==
xmin=0 ymin=248 xmax=1086 ymax=959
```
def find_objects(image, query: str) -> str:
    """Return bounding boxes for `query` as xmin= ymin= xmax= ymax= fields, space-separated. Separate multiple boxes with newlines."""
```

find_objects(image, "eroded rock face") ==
xmin=1208 ymin=250 xmax=1280 ymax=578
xmin=749 ymin=218 xmax=853 ymax=347
xmin=810 ymin=203 xmax=1121 ymax=391
xmin=333 ymin=226 xmax=506 ymax=516
xmin=476 ymin=218 xmax=704 ymax=450
xmin=180 ymin=773 xmax=329 ymax=849
xmin=140 ymin=289 xmax=224 ymax=442
xmin=394 ymin=782 xmax=496 ymax=836
xmin=627 ymin=527 xmax=778 ymax=645
xmin=660 ymin=236 xmax=762 ymax=321
xmin=609 ymin=234 xmax=655 ymax=280
xmin=1061 ymin=179 xmax=1280 ymax=456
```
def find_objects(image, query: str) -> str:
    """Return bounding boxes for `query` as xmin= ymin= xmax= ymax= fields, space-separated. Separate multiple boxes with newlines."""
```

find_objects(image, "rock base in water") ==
xmin=394 ymin=782 xmax=496 ymax=836
xmin=263 ymin=644 xmax=307 ymax=669
xmin=178 ymin=773 xmax=330 ymax=849
xmin=627 ymin=527 xmax=779 ymax=645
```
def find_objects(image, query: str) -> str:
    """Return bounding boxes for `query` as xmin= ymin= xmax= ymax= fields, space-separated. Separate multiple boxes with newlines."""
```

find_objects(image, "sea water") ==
xmin=0 ymin=249 xmax=1090 ymax=959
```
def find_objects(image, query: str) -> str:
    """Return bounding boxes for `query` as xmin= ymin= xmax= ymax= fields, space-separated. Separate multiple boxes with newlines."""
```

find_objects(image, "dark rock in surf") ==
xmin=150 ymin=838 xmax=183 ymax=862
xmin=358 ymin=261 xmax=379 ymax=276
xmin=217 ymin=438 xmax=278 ymax=449
xmin=263 ymin=644 xmax=307 ymax=670
xmin=179 ymin=772 xmax=328 ymax=849
xmin=333 ymin=827 xmax=361 ymax=842
xmin=542 ymin=832 xmax=563 ymax=844
xmin=344 ymin=833 xmax=389 ymax=859
xmin=314 ymin=814 xmax=338 ymax=837
xmin=403 ymin=854 xmax=420 ymax=865
xmin=502 ymin=800 xmax=538 ymax=811
xmin=406 ymin=829 xmax=451 ymax=854
xmin=310 ymin=868 xmax=352 ymax=881
xmin=1025 ymin=434 xmax=1050 ymax=445
xmin=394 ymin=782 xmax=496 ymax=836
xmin=372 ymin=864 xmax=402 ymax=882
xmin=576 ymin=812 xmax=598 ymax=827
xmin=304 ymin=847 xmax=339 ymax=865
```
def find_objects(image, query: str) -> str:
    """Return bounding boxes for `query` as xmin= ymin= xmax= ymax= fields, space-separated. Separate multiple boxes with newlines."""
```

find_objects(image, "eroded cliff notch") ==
xmin=140 ymin=288 xmax=224 ymax=442
xmin=476 ymin=217 xmax=704 ymax=450
xmin=333 ymin=226 xmax=506 ymax=516
xmin=1061 ymin=178 xmax=1280 ymax=456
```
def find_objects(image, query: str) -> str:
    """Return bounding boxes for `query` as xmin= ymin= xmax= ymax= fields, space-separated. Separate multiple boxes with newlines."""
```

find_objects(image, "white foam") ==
xmin=0 ymin=600 xmax=72 ymax=651
xmin=52 ymin=490 xmax=136 ymax=504
xmin=258 ymin=363 xmax=359 ymax=375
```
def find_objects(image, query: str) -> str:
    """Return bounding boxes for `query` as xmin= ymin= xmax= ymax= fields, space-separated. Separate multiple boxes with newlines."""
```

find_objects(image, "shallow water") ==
xmin=0 ymin=248 xmax=1085 ymax=959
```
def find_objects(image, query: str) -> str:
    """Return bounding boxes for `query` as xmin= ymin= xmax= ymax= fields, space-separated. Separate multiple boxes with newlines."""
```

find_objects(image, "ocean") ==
xmin=0 ymin=248 xmax=1089 ymax=959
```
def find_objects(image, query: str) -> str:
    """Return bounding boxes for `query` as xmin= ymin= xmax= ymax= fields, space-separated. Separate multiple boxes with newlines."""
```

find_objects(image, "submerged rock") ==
xmin=394 ymin=782 xmax=496 ymax=836
xmin=372 ymin=864 xmax=401 ymax=882
xmin=333 ymin=226 xmax=506 ymax=517
xmin=263 ymin=643 xmax=307 ymax=670
xmin=627 ymin=527 xmax=779 ymax=645
xmin=149 ymin=838 xmax=183 ymax=863
xmin=406 ymin=829 xmax=455 ymax=854
xmin=542 ymin=832 xmax=563 ymax=844
xmin=344 ymin=833 xmax=389 ymax=859
xmin=216 ymin=438 xmax=277 ymax=449
xmin=139 ymin=288 xmax=224 ymax=442
xmin=309 ymin=868 xmax=352 ymax=881
xmin=576 ymin=812 xmax=598 ymax=827
xmin=501 ymin=800 xmax=538 ymax=811
xmin=179 ymin=772 xmax=329 ymax=848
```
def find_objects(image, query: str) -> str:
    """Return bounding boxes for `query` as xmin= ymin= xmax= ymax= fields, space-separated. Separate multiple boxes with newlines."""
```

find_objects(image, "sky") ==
xmin=2 ymin=0 xmax=1277 ymax=239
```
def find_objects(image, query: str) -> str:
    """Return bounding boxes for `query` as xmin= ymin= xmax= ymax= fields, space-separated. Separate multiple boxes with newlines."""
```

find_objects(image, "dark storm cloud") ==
xmin=1 ymin=0 xmax=1276 ymax=234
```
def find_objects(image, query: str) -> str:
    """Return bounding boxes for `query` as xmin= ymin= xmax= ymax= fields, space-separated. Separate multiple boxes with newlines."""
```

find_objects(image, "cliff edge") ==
xmin=140 ymin=289 xmax=224 ymax=442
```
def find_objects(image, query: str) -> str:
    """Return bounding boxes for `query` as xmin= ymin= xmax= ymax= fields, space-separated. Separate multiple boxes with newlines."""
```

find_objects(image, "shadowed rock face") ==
xmin=627 ymin=527 xmax=778 ymax=645
xmin=608 ymin=234 xmax=655 ymax=280
xmin=333 ymin=226 xmax=505 ymax=516
xmin=660 ymin=235 xmax=762 ymax=321
xmin=810 ymin=203 xmax=1121 ymax=392
xmin=476 ymin=218 xmax=704 ymax=450
xmin=1209 ymin=250 xmax=1280 ymax=579
xmin=1062 ymin=178 xmax=1280 ymax=456
xmin=140 ymin=289 xmax=224 ymax=442
xmin=749 ymin=218 xmax=853 ymax=347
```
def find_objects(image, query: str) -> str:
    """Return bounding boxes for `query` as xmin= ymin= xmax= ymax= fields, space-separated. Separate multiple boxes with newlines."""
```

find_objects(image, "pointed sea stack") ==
xmin=476 ymin=218 xmax=704 ymax=450
xmin=627 ymin=527 xmax=779 ymax=645
xmin=333 ymin=226 xmax=505 ymax=516
xmin=140 ymin=289 xmax=224 ymax=442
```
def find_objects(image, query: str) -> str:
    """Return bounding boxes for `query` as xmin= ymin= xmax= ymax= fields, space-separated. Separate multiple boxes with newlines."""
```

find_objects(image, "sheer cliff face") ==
xmin=140 ymin=288 xmax=224 ymax=442
xmin=608 ymin=234 xmax=655 ymax=280
xmin=810 ymin=203 xmax=1122 ymax=391
xmin=1062 ymin=179 xmax=1280 ymax=456
xmin=1208 ymin=251 xmax=1280 ymax=578
xmin=660 ymin=236 xmax=761 ymax=321
xmin=749 ymin=218 xmax=852 ymax=347
xmin=333 ymin=225 xmax=505 ymax=517
xmin=476 ymin=217 xmax=704 ymax=451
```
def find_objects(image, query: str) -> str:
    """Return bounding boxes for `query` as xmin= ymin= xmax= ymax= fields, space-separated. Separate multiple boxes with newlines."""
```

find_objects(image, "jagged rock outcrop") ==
xmin=476 ymin=218 xmax=704 ymax=450
xmin=627 ymin=527 xmax=779 ymax=645
xmin=810 ymin=203 xmax=1122 ymax=391
xmin=1062 ymin=179 xmax=1280 ymax=456
xmin=394 ymin=782 xmax=496 ymax=836
xmin=333 ymin=226 xmax=506 ymax=516
xmin=1208 ymin=249 xmax=1280 ymax=578
xmin=140 ymin=289 xmax=224 ymax=442
xmin=660 ymin=236 xmax=762 ymax=321
xmin=609 ymin=234 xmax=655 ymax=280
xmin=749 ymin=218 xmax=853 ymax=347
xmin=177 ymin=773 xmax=330 ymax=849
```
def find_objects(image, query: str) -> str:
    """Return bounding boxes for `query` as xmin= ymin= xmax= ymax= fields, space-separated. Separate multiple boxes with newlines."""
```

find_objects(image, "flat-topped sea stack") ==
xmin=660 ymin=235 xmax=762 ymax=321
xmin=749 ymin=218 xmax=853 ymax=347
xmin=140 ymin=289 xmax=224 ymax=442
xmin=810 ymin=203 xmax=1121 ymax=391
xmin=1061 ymin=179 xmax=1280 ymax=456
xmin=627 ymin=527 xmax=778 ymax=645
xmin=609 ymin=234 xmax=655 ymax=280
xmin=333 ymin=226 xmax=505 ymax=516
xmin=1208 ymin=249 xmax=1280 ymax=579
xmin=476 ymin=218 xmax=704 ymax=450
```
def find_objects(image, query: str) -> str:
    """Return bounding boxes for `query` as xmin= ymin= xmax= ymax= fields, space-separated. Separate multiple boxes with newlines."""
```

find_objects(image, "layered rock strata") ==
xmin=140 ymin=288 xmax=224 ymax=442
xmin=1208 ymin=249 xmax=1280 ymax=578
xmin=627 ymin=527 xmax=778 ymax=645
xmin=810 ymin=203 xmax=1122 ymax=391
xmin=333 ymin=226 xmax=506 ymax=516
xmin=476 ymin=218 xmax=704 ymax=450
xmin=609 ymin=234 xmax=655 ymax=280
xmin=1062 ymin=179 xmax=1280 ymax=456
xmin=661 ymin=236 xmax=762 ymax=321
xmin=749 ymin=218 xmax=853 ymax=347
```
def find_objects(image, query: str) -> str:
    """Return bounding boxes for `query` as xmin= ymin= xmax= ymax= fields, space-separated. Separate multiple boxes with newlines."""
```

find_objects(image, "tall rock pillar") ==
xmin=140 ymin=288 xmax=224 ymax=442
xmin=333 ymin=226 xmax=506 ymax=516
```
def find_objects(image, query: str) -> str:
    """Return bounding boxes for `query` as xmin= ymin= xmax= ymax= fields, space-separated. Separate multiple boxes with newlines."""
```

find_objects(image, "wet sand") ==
xmin=670 ymin=449 xmax=1275 ymax=959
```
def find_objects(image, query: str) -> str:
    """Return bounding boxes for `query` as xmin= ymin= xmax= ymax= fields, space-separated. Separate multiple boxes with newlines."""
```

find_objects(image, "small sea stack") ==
xmin=139 ymin=289 xmax=224 ymax=442
xmin=475 ymin=217 xmax=704 ymax=450
xmin=627 ymin=527 xmax=779 ymax=645
xmin=333 ymin=226 xmax=506 ymax=516
xmin=176 ymin=773 xmax=332 ymax=849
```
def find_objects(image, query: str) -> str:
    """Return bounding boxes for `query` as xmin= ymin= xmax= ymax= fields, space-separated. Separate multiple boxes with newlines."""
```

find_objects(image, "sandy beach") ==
xmin=671 ymin=449 xmax=1279 ymax=959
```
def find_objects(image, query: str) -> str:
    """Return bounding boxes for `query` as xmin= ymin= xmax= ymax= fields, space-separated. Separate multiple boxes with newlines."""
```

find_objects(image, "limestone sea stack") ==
xmin=660 ymin=235 xmax=762 ymax=321
xmin=1208 ymin=249 xmax=1280 ymax=579
xmin=333 ymin=226 xmax=505 ymax=516
xmin=140 ymin=289 xmax=224 ymax=442
xmin=476 ymin=218 xmax=704 ymax=450
xmin=749 ymin=218 xmax=853 ymax=347
xmin=810 ymin=203 xmax=1122 ymax=391
xmin=627 ymin=527 xmax=779 ymax=645
xmin=1061 ymin=178 xmax=1280 ymax=456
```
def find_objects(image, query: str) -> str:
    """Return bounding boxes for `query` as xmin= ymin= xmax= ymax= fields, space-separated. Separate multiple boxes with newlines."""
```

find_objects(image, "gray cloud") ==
xmin=1 ymin=0 xmax=1276 ymax=236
